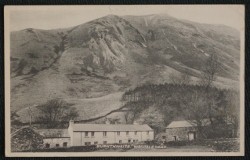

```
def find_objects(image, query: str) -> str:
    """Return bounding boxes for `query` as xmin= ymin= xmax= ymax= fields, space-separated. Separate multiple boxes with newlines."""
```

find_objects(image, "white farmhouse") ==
xmin=68 ymin=120 xmax=154 ymax=146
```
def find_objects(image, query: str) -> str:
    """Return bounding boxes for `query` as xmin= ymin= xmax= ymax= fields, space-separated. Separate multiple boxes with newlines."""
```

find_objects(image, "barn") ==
xmin=164 ymin=120 xmax=202 ymax=142
xmin=161 ymin=118 xmax=234 ymax=142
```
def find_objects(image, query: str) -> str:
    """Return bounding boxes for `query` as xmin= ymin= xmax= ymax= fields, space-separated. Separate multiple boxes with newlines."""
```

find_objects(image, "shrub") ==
xmin=144 ymin=140 xmax=161 ymax=145
xmin=165 ymin=140 xmax=190 ymax=147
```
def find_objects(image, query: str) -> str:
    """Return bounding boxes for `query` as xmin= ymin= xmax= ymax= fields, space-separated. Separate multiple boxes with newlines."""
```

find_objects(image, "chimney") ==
xmin=69 ymin=120 xmax=74 ymax=127
xmin=68 ymin=120 xmax=74 ymax=146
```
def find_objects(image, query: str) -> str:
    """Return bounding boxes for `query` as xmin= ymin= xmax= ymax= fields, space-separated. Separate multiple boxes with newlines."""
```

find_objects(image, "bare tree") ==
xmin=36 ymin=99 xmax=78 ymax=128
xmin=124 ymin=111 xmax=136 ymax=124
xmin=178 ymin=90 xmax=210 ymax=138
xmin=225 ymin=91 xmax=240 ymax=137
xmin=175 ymin=52 xmax=232 ymax=139
xmin=200 ymin=53 xmax=220 ymax=89
xmin=178 ymin=86 xmax=235 ymax=139
xmin=199 ymin=53 xmax=225 ymax=127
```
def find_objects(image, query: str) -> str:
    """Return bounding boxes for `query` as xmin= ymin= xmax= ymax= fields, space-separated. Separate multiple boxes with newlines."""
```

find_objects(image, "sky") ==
xmin=7 ymin=5 xmax=244 ymax=31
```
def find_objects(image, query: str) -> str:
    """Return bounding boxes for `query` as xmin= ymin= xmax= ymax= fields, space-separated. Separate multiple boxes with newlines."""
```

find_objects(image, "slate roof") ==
xmin=166 ymin=119 xmax=211 ymax=129
xmin=71 ymin=124 xmax=153 ymax=132
xmin=35 ymin=129 xmax=70 ymax=138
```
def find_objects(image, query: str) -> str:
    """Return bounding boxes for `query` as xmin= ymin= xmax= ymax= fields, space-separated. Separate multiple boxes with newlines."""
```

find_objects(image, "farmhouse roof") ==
xmin=71 ymin=123 xmax=153 ymax=132
xmin=166 ymin=119 xmax=211 ymax=129
xmin=35 ymin=129 xmax=70 ymax=138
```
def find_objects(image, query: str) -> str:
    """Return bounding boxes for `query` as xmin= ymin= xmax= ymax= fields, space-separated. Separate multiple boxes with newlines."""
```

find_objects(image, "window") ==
xmin=126 ymin=131 xmax=129 ymax=135
xmin=162 ymin=136 xmax=166 ymax=139
xmin=188 ymin=132 xmax=196 ymax=141
xmin=103 ymin=131 xmax=107 ymax=137
xmin=133 ymin=140 xmax=136 ymax=142
xmin=63 ymin=142 xmax=67 ymax=147
xmin=91 ymin=132 xmax=95 ymax=137
xmin=85 ymin=142 xmax=91 ymax=146
xmin=119 ymin=140 xmax=122 ymax=144
xmin=103 ymin=141 xmax=107 ymax=144
xmin=134 ymin=131 xmax=137 ymax=135
xmin=56 ymin=144 xmax=59 ymax=147
xmin=45 ymin=143 xmax=50 ymax=148
xmin=94 ymin=141 xmax=98 ymax=145
xmin=128 ymin=140 xmax=131 ymax=143
xmin=117 ymin=131 xmax=120 ymax=136
xmin=85 ymin=131 xmax=88 ymax=137
xmin=146 ymin=131 xmax=149 ymax=135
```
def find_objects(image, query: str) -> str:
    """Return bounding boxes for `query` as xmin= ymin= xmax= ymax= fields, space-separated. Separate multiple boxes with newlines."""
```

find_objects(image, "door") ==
xmin=63 ymin=142 xmax=67 ymax=147
xmin=188 ymin=132 xmax=196 ymax=141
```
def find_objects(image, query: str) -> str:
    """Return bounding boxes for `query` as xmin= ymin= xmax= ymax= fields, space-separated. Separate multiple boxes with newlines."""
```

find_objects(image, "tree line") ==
xmin=121 ymin=83 xmax=239 ymax=136
xmin=121 ymin=53 xmax=240 ymax=138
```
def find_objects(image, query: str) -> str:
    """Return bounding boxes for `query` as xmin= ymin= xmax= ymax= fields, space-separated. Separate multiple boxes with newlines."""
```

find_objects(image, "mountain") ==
xmin=10 ymin=14 xmax=240 ymax=122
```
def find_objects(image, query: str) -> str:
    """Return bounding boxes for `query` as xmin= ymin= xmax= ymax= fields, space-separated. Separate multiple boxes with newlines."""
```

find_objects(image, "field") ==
xmin=15 ymin=91 xmax=124 ymax=123
xmin=65 ymin=91 xmax=124 ymax=120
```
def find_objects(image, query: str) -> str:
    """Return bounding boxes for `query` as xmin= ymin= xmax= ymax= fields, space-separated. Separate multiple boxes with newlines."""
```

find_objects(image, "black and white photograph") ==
xmin=4 ymin=5 xmax=245 ymax=157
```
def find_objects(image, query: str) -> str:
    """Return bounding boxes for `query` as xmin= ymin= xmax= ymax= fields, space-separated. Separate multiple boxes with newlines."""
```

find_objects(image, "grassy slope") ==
xmin=123 ymin=14 xmax=240 ymax=80
xmin=11 ymin=14 xmax=240 ymax=124
xmin=16 ymin=92 xmax=123 ymax=123
xmin=65 ymin=92 xmax=124 ymax=120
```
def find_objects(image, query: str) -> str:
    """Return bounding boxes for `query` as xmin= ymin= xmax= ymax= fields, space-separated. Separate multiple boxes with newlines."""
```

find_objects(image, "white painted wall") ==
xmin=72 ymin=132 xmax=82 ymax=146
xmin=67 ymin=121 xmax=154 ymax=146
xmin=71 ymin=131 xmax=154 ymax=146
xmin=43 ymin=138 xmax=70 ymax=148
xmin=68 ymin=120 xmax=74 ymax=146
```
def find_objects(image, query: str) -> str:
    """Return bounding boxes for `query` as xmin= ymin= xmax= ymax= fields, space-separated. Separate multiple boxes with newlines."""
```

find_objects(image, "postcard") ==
xmin=4 ymin=5 xmax=245 ymax=157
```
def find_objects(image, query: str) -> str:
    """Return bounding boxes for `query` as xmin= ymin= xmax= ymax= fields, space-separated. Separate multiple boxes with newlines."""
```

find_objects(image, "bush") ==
xmin=144 ymin=140 xmax=161 ymax=145
xmin=164 ymin=138 xmax=240 ymax=152
xmin=165 ymin=140 xmax=190 ymax=147
xmin=202 ymin=138 xmax=240 ymax=152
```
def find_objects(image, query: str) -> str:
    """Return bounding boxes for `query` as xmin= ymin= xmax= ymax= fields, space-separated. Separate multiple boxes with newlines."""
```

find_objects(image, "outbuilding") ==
xmin=163 ymin=118 xmax=234 ymax=142
xmin=163 ymin=119 xmax=211 ymax=142
xmin=35 ymin=129 xmax=70 ymax=148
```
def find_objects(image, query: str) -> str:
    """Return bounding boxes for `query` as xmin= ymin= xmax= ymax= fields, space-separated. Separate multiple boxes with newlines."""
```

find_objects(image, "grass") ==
xmin=65 ymin=92 xmax=124 ymax=120
xmin=126 ymin=145 xmax=214 ymax=152
xmin=15 ymin=91 xmax=124 ymax=123
xmin=21 ymin=144 xmax=213 ymax=152
xmin=14 ymin=136 xmax=239 ymax=152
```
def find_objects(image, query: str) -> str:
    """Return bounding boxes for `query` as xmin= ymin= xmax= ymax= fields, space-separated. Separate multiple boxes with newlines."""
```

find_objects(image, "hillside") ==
xmin=10 ymin=14 xmax=240 ymax=122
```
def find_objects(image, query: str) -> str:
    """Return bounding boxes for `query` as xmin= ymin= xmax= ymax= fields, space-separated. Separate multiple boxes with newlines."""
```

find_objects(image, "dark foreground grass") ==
xmin=165 ymin=138 xmax=240 ymax=152
xmin=18 ymin=138 xmax=239 ymax=152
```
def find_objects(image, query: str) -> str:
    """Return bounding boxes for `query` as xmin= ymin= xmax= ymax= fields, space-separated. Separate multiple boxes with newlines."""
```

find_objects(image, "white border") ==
xmin=4 ymin=5 xmax=245 ymax=157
